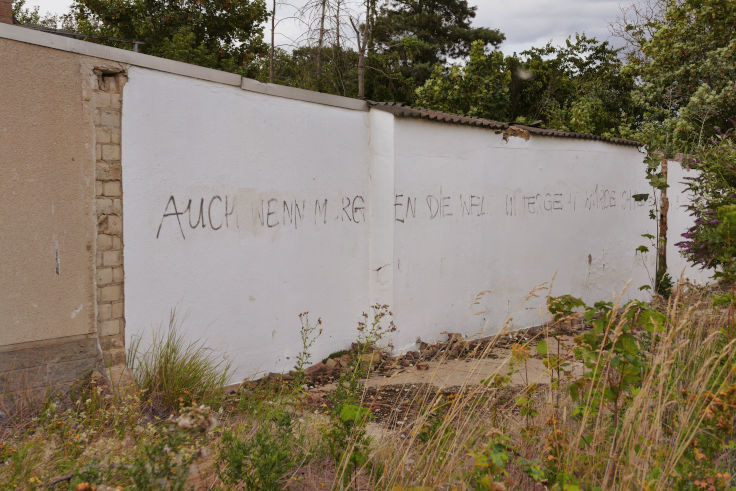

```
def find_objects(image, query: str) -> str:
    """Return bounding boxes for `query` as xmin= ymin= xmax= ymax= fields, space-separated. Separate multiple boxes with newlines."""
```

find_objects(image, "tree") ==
xmin=366 ymin=0 xmax=504 ymax=103
xmin=12 ymin=0 xmax=60 ymax=27
xmin=625 ymin=0 xmax=736 ymax=153
xmin=515 ymin=35 xmax=638 ymax=135
xmin=414 ymin=40 xmax=510 ymax=120
xmin=415 ymin=35 xmax=637 ymax=136
xmin=66 ymin=0 xmax=270 ymax=76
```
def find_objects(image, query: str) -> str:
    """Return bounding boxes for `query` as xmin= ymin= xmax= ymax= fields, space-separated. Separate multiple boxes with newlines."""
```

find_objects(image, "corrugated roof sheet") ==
xmin=369 ymin=102 xmax=642 ymax=147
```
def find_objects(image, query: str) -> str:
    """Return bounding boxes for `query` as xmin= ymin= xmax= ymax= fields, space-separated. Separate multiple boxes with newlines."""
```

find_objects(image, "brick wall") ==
xmin=93 ymin=67 xmax=130 ymax=385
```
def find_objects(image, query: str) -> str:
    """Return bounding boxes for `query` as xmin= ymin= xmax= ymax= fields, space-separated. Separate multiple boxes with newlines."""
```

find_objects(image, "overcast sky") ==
xmin=27 ymin=0 xmax=627 ymax=56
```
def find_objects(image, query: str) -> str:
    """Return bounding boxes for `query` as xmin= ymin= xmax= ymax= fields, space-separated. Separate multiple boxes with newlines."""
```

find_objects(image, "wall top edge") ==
xmin=0 ymin=23 xmax=368 ymax=111
xmin=241 ymin=79 xmax=368 ymax=111
xmin=0 ymin=23 xmax=242 ymax=86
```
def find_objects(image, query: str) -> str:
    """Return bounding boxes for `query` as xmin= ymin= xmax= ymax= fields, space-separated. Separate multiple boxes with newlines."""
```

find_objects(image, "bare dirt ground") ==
xmin=301 ymin=327 xmax=584 ymax=433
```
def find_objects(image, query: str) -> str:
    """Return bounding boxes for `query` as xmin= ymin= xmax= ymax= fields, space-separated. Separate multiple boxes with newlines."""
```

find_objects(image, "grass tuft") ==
xmin=127 ymin=311 xmax=231 ymax=413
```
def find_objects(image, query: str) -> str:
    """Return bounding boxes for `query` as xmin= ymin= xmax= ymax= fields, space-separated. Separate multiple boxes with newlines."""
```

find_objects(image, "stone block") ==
xmin=97 ymin=233 xmax=113 ymax=251
xmin=0 ymin=337 xmax=102 ymax=372
xmin=96 ymin=267 xmax=113 ymax=285
xmin=102 ymin=250 xmax=122 ymax=267
xmin=112 ymin=266 xmax=123 ymax=283
xmin=97 ymin=268 xmax=112 ymax=286
xmin=100 ymin=319 xmax=120 ymax=337
xmin=100 ymin=284 xmax=122 ymax=302
xmin=98 ymin=302 xmax=112 ymax=321
xmin=102 ymin=215 xmax=123 ymax=235
xmin=96 ymin=198 xmax=113 ymax=216
xmin=94 ymin=91 xmax=110 ymax=107
xmin=111 ymin=301 xmax=124 ymax=319
xmin=102 ymin=180 xmax=122 ymax=197
xmin=100 ymin=109 xmax=120 ymax=128
xmin=96 ymin=127 xmax=111 ymax=144
xmin=101 ymin=145 xmax=121 ymax=162
xmin=96 ymin=162 xmax=122 ymax=180
xmin=105 ymin=349 xmax=127 ymax=367
xmin=99 ymin=335 xmax=125 ymax=352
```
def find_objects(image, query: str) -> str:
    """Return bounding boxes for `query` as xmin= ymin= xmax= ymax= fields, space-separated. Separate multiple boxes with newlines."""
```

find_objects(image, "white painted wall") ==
xmin=666 ymin=160 xmax=714 ymax=284
xmin=123 ymin=67 xmax=372 ymax=382
xmin=389 ymin=120 xmax=654 ymax=350
xmin=122 ymin=67 xmax=654 ymax=382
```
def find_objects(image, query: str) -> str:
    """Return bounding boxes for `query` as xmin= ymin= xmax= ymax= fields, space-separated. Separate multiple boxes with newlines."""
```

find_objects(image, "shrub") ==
xmin=676 ymin=132 xmax=736 ymax=283
xmin=127 ymin=311 xmax=231 ymax=412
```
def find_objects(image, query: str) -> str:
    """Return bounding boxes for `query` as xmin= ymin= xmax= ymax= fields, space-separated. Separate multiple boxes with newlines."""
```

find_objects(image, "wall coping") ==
xmin=0 ymin=22 xmax=369 ymax=112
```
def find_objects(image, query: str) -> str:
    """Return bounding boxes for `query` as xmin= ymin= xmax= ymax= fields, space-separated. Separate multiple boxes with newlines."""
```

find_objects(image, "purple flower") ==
xmin=710 ymin=219 xmax=720 ymax=225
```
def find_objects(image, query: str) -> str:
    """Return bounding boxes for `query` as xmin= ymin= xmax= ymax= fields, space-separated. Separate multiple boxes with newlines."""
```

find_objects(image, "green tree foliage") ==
xmin=617 ymin=0 xmax=736 ymax=282
xmin=11 ymin=0 xmax=60 ymax=27
xmin=632 ymin=0 xmax=736 ymax=152
xmin=415 ymin=35 xmax=637 ymax=136
xmin=366 ymin=0 xmax=504 ymax=103
xmin=66 ymin=0 xmax=270 ymax=76
xmin=414 ymin=40 xmax=510 ymax=119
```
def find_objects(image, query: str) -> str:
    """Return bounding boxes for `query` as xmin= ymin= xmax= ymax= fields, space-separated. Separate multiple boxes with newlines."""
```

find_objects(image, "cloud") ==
xmin=472 ymin=0 xmax=625 ymax=53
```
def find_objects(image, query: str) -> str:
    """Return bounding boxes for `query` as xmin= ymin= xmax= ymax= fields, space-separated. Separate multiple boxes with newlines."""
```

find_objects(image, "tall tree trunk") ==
xmin=269 ymin=0 xmax=275 ymax=83
xmin=353 ymin=0 xmax=373 ymax=99
xmin=316 ymin=0 xmax=327 ymax=91
xmin=357 ymin=47 xmax=365 ymax=98
xmin=335 ymin=0 xmax=340 ymax=50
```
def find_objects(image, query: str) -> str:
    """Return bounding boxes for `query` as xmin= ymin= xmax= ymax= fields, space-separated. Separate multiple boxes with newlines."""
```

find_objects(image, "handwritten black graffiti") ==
xmin=340 ymin=195 xmax=366 ymax=223
xmin=156 ymin=195 xmax=235 ymax=239
xmin=156 ymin=194 xmax=367 ymax=239
xmin=257 ymin=199 xmax=306 ymax=229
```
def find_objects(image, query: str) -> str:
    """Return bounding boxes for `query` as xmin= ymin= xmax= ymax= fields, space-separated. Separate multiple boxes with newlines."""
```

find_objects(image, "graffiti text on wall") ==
xmin=156 ymin=194 xmax=365 ymax=239
xmin=155 ymin=185 xmax=650 ymax=238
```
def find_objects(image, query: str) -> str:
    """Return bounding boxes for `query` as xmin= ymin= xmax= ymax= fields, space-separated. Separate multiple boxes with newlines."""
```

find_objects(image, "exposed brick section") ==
xmin=0 ymin=0 xmax=12 ymax=24
xmin=93 ymin=68 xmax=129 ymax=385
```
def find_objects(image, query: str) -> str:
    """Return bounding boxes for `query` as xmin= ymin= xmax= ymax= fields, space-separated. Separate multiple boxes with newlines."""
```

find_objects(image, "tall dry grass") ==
xmin=337 ymin=283 xmax=736 ymax=489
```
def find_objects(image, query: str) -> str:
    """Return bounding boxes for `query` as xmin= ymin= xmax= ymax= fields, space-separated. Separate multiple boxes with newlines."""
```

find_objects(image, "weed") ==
xmin=293 ymin=312 xmax=323 ymax=390
xmin=127 ymin=311 xmax=231 ymax=412
xmin=218 ymin=408 xmax=302 ymax=489
xmin=467 ymin=433 xmax=512 ymax=489
xmin=128 ymin=421 xmax=196 ymax=490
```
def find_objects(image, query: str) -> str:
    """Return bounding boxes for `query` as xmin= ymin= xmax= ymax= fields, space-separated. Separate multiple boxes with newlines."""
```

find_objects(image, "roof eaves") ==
xmin=368 ymin=101 xmax=642 ymax=147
